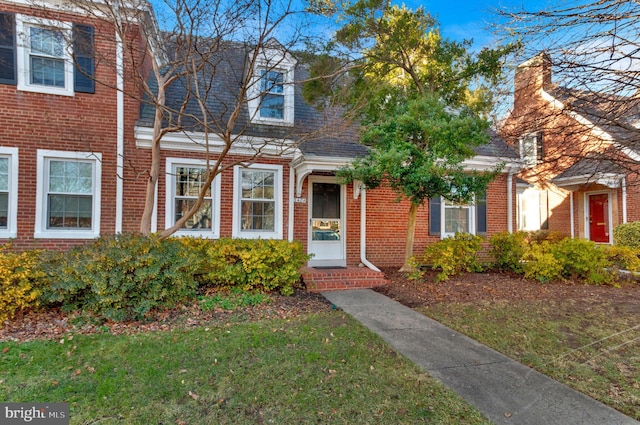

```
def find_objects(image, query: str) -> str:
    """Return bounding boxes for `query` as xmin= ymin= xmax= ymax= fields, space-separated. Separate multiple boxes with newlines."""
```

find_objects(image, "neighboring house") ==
xmin=1 ymin=0 xmax=520 ymax=288
xmin=501 ymin=53 xmax=640 ymax=243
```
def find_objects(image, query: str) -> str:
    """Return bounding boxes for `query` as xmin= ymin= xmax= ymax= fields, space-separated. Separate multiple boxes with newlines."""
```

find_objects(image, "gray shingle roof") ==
xmin=137 ymin=41 xmax=515 ymax=162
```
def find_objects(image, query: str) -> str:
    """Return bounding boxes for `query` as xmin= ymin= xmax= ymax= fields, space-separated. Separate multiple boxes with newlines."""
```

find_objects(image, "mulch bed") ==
xmin=2 ymin=269 xmax=639 ymax=342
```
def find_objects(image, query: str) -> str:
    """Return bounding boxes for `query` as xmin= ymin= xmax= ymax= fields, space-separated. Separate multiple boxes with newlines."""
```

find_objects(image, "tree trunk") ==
xmin=399 ymin=202 xmax=419 ymax=272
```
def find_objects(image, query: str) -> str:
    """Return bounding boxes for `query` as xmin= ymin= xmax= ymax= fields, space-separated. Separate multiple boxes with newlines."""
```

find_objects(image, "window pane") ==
xmin=260 ymin=94 xmax=284 ymax=119
xmin=48 ymin=194 xmax=92 ymax=228
xmin=31 ymin=56 xmax=65 ymax=87
xmin=49 ymin=160 xmax=92 ymax=194
xmin=260 ymin=70 xmax=283 ymax=93
xmin=241 ymin=200 xmax=275 ymax=231
xmin=0 ymin=192 xmax=7 ymax=229
xmin=175 ymin=167 xmax=210 ymax=197
xmin=0 ymin=157 xmax=8 ymax=191
xmin=30 ymin=27 xmax=64 ymax=57
xmin=445 ymin=206 xmax=469 ymax=234
xmin=242 ymin=170 xmax=274 ymax=200
xmin=175 ymin=198 xmax=212 ymax=230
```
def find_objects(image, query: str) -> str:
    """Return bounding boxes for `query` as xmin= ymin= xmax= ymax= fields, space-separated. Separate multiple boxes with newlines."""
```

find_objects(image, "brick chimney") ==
xmin=514 ymin=53 xmax=552 ymax=112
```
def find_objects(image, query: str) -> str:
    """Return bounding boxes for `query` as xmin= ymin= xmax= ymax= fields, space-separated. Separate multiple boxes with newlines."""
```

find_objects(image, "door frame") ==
xmin=307 ymin=176 xmax=347 ymax=267
xmin=584 ymin=190 xmax=612 ymax=244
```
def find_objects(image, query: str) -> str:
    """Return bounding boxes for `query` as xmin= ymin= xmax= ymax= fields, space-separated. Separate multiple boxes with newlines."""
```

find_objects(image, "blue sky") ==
xmin=403 ymin=0 xmax=533 ymax=48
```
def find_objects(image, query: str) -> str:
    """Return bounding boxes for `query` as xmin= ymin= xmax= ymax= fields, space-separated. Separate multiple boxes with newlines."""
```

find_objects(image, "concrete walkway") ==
xmin=322 ymin=289 xmax=639 ymax=425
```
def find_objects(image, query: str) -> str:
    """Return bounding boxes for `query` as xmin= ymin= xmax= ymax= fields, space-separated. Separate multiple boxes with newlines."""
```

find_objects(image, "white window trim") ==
xmin=441 ymin=198 xmax=476 ymax=239
xmin=519 ymin=133 xmax=538 ymax=167
xmin=232 ymin=164 xmax=283 ymax=239
xmin=35 ymin=150 xmax=102 ymax=239
xmin=0 ymin=148 xmax=19 ymax=239
xmin=247 ymin=49 xmax=296 ymax=126
xmin=165 ymin=158 xmax=221 ymax=238
xmin=16 ymin=14 xmax=75 ymax=97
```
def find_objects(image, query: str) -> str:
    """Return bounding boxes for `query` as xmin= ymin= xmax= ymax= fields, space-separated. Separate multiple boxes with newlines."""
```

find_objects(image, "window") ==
xmin=429 ymin=193 xmax=486 ymax=238
xmin=232 ymin=164 xmax=283 ymax=239
xmin=247 ymin=45 xmax=296 ymax=125
xmin=7 ymin=14 xmax=94 ymax=95
xmin=35 ymin=150 xmax=101 ymax=239
xmin=0 ymin=147 xmax=18 ymax=239
xmin=519 ymin=132 xmax=543 ymax=166
xmin=165 ymin=158 xmax=221 ymax=238
xmin=260 ymin=70 xmax=285 ymax=119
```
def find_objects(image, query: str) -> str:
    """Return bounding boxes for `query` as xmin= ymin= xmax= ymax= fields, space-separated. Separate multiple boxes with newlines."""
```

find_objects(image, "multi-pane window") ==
xmin=443 ymin=199 xmax=472 ymax=236
xmin=240 ymin=169 xmax=275 ymax=231
xmin=259 ymin=70 xmax=285 ymax=119
xmin=36 ymin=150 xmax=101 ymax=239
xmin=29 ymin=26 xmax=65 ymax=87
xmin=47 ymin=160 xmax=93 ymax=229
xmin=174 ymin=166 xmax=212 ymax=230
xmin=0 ymin=157 xmax=8 ymax=229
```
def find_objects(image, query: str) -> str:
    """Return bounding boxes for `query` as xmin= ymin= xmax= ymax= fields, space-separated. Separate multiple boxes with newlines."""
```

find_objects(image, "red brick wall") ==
xmin=0 ymin=4 xmax=141 ymax=250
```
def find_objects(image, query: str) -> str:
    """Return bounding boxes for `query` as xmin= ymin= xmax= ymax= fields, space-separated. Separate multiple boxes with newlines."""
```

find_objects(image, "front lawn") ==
xmin=1 ymin=312 xmax=490 ymax=424
xmin=422 ymin=299 xmax=640 ymax=420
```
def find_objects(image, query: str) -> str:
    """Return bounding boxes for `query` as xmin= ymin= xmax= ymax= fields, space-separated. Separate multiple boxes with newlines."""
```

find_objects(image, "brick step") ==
xmin=300 ymin=266 xmax=388 ymax=292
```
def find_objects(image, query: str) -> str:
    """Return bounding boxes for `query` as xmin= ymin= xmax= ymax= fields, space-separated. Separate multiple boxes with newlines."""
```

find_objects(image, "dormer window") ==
xmin=259 ymin=69 xmax=285 ymax=119
xmin=519 ymin=132 xmax=543 ymax=166
xmin=247 ymin=43 xmax=296 ymax=126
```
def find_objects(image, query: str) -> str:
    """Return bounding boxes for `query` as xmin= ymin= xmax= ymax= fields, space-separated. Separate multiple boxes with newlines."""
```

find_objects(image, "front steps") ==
xmin=300 ymin=266 xmax=389 ymax=292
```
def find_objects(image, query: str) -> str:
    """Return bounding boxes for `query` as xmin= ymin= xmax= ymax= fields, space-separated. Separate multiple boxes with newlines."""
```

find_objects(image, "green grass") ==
xmin=421 ymin=300 xmax=640 ymax=420
xmin=1 ymin=312 xmax=490 ymax=424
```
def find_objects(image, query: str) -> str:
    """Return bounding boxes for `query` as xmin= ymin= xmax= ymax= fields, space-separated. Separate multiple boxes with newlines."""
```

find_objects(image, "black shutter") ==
xmin=536 ymin=131 xmax=544 ymax=161
xmin=476 ymin=192 xmax=487 ymax=235
xmin=0 ymin=13 xmax=16 ymax=85
xmin=73 ymin=24 xmax=95 ymax=93
xmin=429 ymin=197 xmax=441 ymax=236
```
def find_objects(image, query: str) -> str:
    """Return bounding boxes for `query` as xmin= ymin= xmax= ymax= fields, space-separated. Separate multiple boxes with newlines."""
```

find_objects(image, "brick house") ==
xmin=1 ymin=0 xmax=520 ymax=288
xmin=501 ymin=53 xmax=640 ymax=243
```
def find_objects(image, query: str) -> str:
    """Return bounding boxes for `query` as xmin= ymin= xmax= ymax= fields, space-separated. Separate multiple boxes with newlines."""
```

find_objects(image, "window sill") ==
xmin=34 ymin=229 xmax=99 ymax=239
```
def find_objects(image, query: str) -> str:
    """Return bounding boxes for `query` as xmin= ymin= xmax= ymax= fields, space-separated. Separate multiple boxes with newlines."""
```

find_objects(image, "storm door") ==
xmin=308 ymin=179 xmax=345 ymax=267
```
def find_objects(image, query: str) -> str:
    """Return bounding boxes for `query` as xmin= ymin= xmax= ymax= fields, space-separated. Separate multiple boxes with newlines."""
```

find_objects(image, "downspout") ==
xmin=507 ymin=171 xmax=513 ymax=233
xmin=622 ymin=177 xmax=628 ymax=224
xmin=570 ymin=191 xmax=574 ymax=238
xmin=115 ymin=29 xmax=124 ymax=233
xmin=359 ymin=185 xmax=381 ymax=272
xmin=288 ymin=167 xmax=295 ymax=241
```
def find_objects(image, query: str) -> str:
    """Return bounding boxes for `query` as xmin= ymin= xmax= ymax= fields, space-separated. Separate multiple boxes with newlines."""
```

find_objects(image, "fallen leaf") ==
xmin=188 ymin=391 xmax=199 ymax=400
xmin=2 ymin=347 xmax=9 ymax=354
xmin=504 ymin=412 xmax=512 ymax=418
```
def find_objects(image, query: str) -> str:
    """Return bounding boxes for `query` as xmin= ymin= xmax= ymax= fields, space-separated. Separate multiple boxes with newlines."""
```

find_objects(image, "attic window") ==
xmin=247 ymin=45 xmax=296 ymax=126
xmin=519 ymin=132 xmax=543 ymax=166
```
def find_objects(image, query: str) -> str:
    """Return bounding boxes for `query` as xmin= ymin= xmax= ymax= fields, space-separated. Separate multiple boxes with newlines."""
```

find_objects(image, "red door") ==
xmin=588 ymin=194 xmax=609 ymax=243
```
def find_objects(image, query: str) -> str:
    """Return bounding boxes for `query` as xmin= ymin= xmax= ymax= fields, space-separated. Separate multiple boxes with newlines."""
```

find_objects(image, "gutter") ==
xmin=115 ymin=27 xmax=124 ymax=232
xmin=359 ymin=185 xmax=381 ymax=272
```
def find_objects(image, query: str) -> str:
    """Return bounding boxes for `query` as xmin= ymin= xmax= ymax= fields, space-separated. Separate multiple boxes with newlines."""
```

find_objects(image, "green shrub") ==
xmin=551 ymin=238 xmax=612 ymax=285
xmin=194 ymin=238 xmax=310 ymax=296
xmin=40 ymin=234 xmax=202 ymax=322
xmin=0 ymin=247 xmax=44 ymax=325
xmin=613 ymin=222 xmax=640 ymax=249
xmin=423 ymin=233 xmax=484 ymax=282
xmin=489 ymin=231 xmax=527 ymax=273
xmin=603 ymin=245 xmax=640 ymax=273
xmin=522 ymin=242 xmax=563 ymax=283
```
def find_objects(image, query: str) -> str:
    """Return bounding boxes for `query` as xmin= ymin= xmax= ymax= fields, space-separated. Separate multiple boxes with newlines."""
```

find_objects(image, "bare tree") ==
xmin=30 ymin=0 xmax=339 ymax=237
xmin=495 ymin=1 xmax=640 ymax=180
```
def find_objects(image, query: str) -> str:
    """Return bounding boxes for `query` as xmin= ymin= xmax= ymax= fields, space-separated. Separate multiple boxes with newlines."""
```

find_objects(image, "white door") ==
xmin=308 ymin=178 xmax=346 ymax=267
